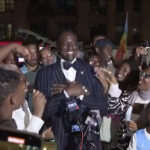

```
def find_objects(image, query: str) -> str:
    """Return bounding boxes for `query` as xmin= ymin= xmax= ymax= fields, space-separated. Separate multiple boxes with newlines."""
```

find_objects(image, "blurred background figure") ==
xmin=95 ymin=39 xmax=116 ymax=74
xmin=128 ymin=41 xmax=150 ymax=71
xmin=39 ymin=46 xmax=55 ymax=66
xmin=0 ymin=43 xmax=29 ymax=66
xmin=20 ymin=41 xmax=40 ymax=113
xmin=85 ymin=50 xmax=100 ymax=70
xmin=89 ymin=53 xmax=100 ymax=68
xmin=20 ymin=42 xmax=39 ymax=74
xmin=91 ymin=34 xmax=106 ymax=50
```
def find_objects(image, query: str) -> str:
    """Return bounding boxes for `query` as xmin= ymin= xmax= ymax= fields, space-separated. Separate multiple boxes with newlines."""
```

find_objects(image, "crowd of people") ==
xmin=0 ymin=30 xmax=150 ymax=150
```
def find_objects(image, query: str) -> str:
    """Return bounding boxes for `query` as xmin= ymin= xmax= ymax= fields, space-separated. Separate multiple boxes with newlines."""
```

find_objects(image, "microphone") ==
xmin=66 ymin=98 xmax=83 ymax=132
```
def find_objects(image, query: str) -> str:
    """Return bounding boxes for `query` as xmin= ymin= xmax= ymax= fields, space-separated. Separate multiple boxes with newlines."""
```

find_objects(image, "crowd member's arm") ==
xmin=134 ymin=46 xmax=147 ymax=59
xmin=42 ymin=127 xmax=54 ymax=138
xmin=128 ymin=121 xmax=138 ymax=131
xmin=95 ymin=67 xmax=130 ymax=115
xmin=107 ymin=86 xmax=129 ymax=114
xmin=127 ymin=133 xmax=137 ymax=150
xmin=94 ymin=67 xmax=109 ymax=94
xmin=26 ymin=90 xmax=46 ymax=133
xmin=135 ymin=107 xmax=147 ymax=130
xmin=131 ymin=46 xmax=147 ymax=70
xmin=0 ymin=43 xmax=28 ymax=63
xmin=127 ymin=102 xmax=149 ymax=131
xmin=94 ymin=67 xmax=118 ymax=94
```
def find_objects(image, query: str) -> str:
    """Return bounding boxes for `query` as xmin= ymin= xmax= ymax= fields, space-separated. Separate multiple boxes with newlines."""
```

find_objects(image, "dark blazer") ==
xmin=35 ymin=58 xmax=108 ymax=150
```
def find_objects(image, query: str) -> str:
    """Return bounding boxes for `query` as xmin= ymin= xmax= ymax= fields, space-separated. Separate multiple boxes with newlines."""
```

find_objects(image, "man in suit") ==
xmin=35 ymin=31 xmax=108 ymax=150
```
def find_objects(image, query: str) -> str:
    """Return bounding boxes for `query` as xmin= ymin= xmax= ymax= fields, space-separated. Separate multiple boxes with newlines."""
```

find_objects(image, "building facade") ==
xmin=0 ymin=0 xmax=150 ymax=45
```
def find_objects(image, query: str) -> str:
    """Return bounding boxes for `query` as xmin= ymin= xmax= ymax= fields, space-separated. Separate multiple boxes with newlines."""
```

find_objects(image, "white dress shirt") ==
xmin=61 ymin=58 xmax=76 ymax=82
xmin=61 ymin=58 xmax=101 ymax=123
xmin=61 ymin=58 xmax=84 ymax=100
xmin=12 ymin=100 xmax=44 ymax=134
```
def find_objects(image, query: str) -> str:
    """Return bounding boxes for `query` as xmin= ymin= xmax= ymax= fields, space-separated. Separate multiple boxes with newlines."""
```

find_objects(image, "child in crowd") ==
xmin=127 ymin=103 xmax=150 ymax=150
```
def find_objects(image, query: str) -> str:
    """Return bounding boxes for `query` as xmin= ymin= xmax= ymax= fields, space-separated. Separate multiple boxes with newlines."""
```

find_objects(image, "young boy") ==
xmin=127 ymin=103 xmax=150 ymax=150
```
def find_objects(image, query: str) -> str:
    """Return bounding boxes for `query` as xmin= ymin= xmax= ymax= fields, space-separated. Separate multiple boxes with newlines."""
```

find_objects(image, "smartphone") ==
xmin=15 ymin=56 xmax=25 ymax=68
xmin=18 ymin=57 xmax=25 ymax=63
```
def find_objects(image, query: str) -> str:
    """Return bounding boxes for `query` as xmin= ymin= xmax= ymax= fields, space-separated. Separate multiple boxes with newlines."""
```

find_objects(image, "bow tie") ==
xmin=63 ymin=61 xmax=76 ymax=70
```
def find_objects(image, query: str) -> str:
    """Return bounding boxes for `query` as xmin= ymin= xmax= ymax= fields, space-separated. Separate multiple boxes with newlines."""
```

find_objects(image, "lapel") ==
xmin=75 ymin=59 xmax=85 ymax=84
xmin=53 ymin=59 xmax=68 ymax=84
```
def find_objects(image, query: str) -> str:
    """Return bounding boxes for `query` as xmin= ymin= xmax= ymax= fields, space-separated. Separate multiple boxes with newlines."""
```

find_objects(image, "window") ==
xmin=0 ymin=23 xmax=12 ymax=40
xmin=116 ymin=0 xmax=124 ymax=12
xmin=90 ymin=24 xmax=107 ymax=40
xmin=0 ymin=0 xmax=14 ymax=12
xmin=0 ymin=0 xmax=5 ymax=12
xmin=28 ymin=0 xmax=52 ymax=15
xmin=91 ymin=0 xmax=107 ymax=14
xmin=56 ymin=0 xmax=75 ymax=14
xmin=133 ymin=0 xmax=141 ymax=14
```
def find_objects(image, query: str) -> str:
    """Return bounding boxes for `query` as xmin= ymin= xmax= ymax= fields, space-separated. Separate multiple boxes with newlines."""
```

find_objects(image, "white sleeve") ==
xmin=64 ymin=90 xmax=84 ymax=100
xmin=79 ymin=95 xmax=84 ymax=101
xmin=108 ymin=84 xmax=122 ymax=97
xmin=64 ymin=90 xmax=70 ymax=98
xmin=26 ymin=115 xmax=44 ymax=134
xmin=127 ymin=133 xmax=137 ymax=150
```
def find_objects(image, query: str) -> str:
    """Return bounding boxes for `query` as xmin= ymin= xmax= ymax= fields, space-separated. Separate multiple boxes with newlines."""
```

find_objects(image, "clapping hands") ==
xmin=51 ymin=81 xmax=90 ymax=97
xmin=33 ymin=89 xmax=46 ymax=118
xmin=94 ymin=67 xmax=118 ymax=93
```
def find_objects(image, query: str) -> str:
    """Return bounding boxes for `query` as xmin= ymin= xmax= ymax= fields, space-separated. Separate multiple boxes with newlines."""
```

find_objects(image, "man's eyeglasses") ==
xmin=140 ymin=71 xmax=150 ymax=79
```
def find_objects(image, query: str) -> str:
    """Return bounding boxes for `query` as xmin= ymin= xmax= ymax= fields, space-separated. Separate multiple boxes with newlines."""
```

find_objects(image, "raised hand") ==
xmin=33 ymin=89 xmax=46 ymax=118
xmin=135 ymin=46 xmax=147 ymax=57
xmin=12 ymin=43 xmax=29 ymax=58
xmin=95 ymin=67 xmax=118 ymax=93
xmin=103 ymin=69 xmax=118 ymax=85
xmin=127 ymin=120 xmax=138 ymax=131
xmin=42 ymin=127 xmax=54 ymax=139
xmin=94 ymin=67 xmax=106 ymax=83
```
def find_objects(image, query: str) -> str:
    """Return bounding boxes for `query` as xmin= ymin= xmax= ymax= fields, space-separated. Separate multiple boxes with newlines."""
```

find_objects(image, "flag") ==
xmin=115 ymin=13 xmax=128 ymax=65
